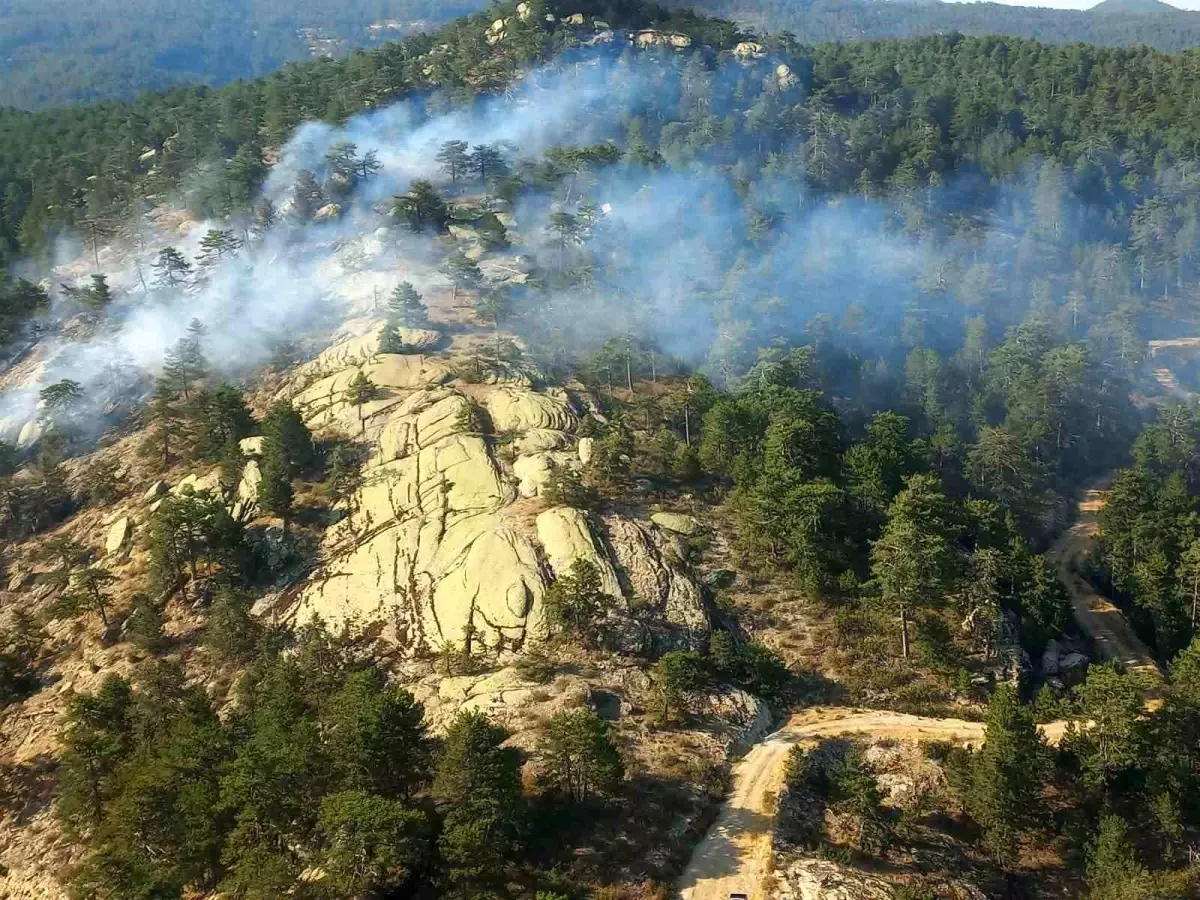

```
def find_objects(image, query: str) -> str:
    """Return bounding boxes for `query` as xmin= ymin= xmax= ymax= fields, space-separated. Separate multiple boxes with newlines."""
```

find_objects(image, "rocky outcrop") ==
xmin=104 ymin=517 xmax=132 ymax=557
xmin=277 ymin=319 xmax=705 ymax=656
xmin=603 ymin=514 xmax=706 ymax=637
xmin=484 ymin=387 xmax=577 ymax=433
xmin=232 ymin=460 xmax=262 ymax=521
xmin=775 ymin=860 xmax=893 ymax=900
xmin=536 ymin=507 xmax=624 ymax=598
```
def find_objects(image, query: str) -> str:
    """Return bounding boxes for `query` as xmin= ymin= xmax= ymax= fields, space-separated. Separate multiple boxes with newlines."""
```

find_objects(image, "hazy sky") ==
xmin=942 ymin=0 xmax=1200 ymax=9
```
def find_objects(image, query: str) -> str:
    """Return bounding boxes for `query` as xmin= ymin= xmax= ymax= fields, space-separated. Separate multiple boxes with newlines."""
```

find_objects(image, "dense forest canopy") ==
xmin=0 ymin=0 xmax=488 ymax=110
xmin=668 ymin=0 xmax=1200 ymax=52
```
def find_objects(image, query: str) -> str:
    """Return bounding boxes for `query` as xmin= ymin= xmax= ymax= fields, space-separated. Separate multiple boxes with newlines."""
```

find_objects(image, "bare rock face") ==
xmin=775 ymin=859 xmax=893 ymax=900
xmin=603 ymin=514 xmax=706 ymax=637
xmin=280 ymin=325 xmax=707 ymax=657
xmin=650 ymin=511 xmax=703 ymax=536
xmin=536 ymin=507 xmax=624 ymax=598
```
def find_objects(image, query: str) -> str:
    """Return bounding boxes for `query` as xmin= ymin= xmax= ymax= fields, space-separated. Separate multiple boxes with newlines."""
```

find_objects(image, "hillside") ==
xmin=0 ymin=0 xmax=488 ymax=110
xmin=664 ymin=0 xmax=1200 ymax=50
xmin=5 ymin=2 xmax=1200 ymax=899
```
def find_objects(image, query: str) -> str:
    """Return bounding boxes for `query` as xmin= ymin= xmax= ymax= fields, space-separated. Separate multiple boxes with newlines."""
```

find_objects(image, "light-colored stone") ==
xmin=239 ymin=436 xmax=266 ymax=457
xmin=535 ymin=507 xmax=623 ymax=598
xmin=142 ymin=480 xmax=168 ymax=504
xmin=776 ymin=63 xmax=799 ymax=90
xmin=513 ymin=451 xmax=577 ymax=499
xmin=484 ymin=387 xmax=577 ymax=433
xmin=314 ymin=203 xmax=343 ymax=221
xmin=104 ymin=517 xmax=133 ymax=557
xmin=578 ymin=436 xmax=595 ymax=465
xmin=16 ymin=419 xmax=42 ymax=449
xmin=172 ymin=468 xmax=222 ymax=497
xmin=564 ymin=12 xmax=585 ymax=24
xmin=734 ymin=40 xmax=766 ymax=59
xmin=232 ymin=460 xmax=263 ymax=521
xmin=650 ymin=511 xmax=703 ymax=536
xmin=777 ymin=859 xmax=893 ymax=900
xmin=514 ymin=429 xmax=573 ymax=455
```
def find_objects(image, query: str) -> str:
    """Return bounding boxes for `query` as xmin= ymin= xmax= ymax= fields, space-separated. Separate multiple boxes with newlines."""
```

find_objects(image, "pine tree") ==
xmin=393 ymin=180 xmax=448 ymax=233
xmin=197 ymin=229 xmax=242 ymax=268
xmin=257 ymin=443 xmax=294 ymax=535
xmin=436 ymin=140 xmax=471 ymax=182
xmin=345 ymin=370 xmax=377 ymax=433
xmin=262 ymin=401 xmax=315 ymax=475
xmin=432 ymin=711 xmax=524 ymax=892
xmin=470 ymin=144 xmax=507 ymax=183
xmin=966 ymin=684 xmax=1047 ymax=861
xmin=539 ymin=708 xmax=624 ymax=803
xmin=152 ymin=246 xmax=191 ymax=288
xmin=387 ymin=281 xmax=428 ymax=328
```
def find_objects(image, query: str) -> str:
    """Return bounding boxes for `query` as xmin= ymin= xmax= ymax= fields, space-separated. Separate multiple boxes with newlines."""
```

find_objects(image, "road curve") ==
xmin=676 ymin=708 xmax=1068 ymax=900
xmin=678 ymin=479 xmax=1159 ymax=900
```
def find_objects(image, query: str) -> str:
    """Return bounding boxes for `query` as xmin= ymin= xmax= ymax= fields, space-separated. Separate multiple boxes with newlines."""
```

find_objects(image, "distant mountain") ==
xmin=666 ymin=0 xmax=1200 ymax=49
xmin=1091 ymin=0 xmax=1177 ymax=15
xmin=0 ymin=0 xmax=488 ymax=110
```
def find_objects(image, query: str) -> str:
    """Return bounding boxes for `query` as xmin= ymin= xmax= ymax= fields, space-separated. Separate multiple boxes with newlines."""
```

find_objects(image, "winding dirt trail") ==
xmin=678 ymin=482 xmax=1160 ymax=900
xmin=1045 ymin=480 xmax=1163 ymax=685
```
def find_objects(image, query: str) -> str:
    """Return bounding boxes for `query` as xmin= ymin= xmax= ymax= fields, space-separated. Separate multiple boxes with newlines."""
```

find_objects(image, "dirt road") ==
xmin=676 ymin=709 xmax=1068 ymax=900
xmin=1045 ymin=480 xmax=1163 ymax=685
xmin=678 ymin=480 xmax=1162 ymax=900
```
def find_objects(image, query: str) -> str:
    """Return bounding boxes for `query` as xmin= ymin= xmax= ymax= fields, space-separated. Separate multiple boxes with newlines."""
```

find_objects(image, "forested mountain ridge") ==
xmin=0 ymin=0 xmax=489 ymax=110
xmin=4 ymin=1 xmax=1200 ymax=899
xmin=666 ymin=0 xmax=1200 ymax=51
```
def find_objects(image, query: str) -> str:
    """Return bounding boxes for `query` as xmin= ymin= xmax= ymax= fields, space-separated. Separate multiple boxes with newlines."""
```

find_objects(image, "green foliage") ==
xmin=187 ymin=385 xmax=256 ymax=461
xmin=433 ymin=710 xmax=524 ymax=893
xmin=1064 ymin=662 xmax=1146 ymax=789
xmin=708 ymin=631 xmax=791 ymax=702
xmin=256 ymin=442 xmax=294 ymax=529
xmin=652 ymin=650 xmax=709 ymax=723
xmin=124 ymin=594 xmax=166 ymax=654
xmin=541 ymin=463 xmax=594 ymax=508
xmin=965 ymin=684 xmax=1047 ymax=862
xmin=542 ymin=559 xmax=612 ymax=646
xmin=1086 ymin=814 xmax=1162 ymax=900
xmin=261 ymin=401 xmax=316 ymax=475
xmin=539 ymin=708 xmax=624 ymax=803
xmin=827 ymin=747 xmax=892 ymax=856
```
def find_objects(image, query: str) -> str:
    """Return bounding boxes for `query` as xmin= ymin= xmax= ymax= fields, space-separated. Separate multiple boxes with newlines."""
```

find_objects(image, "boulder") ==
xmin=578 ymin=436 xmax=595 ymax=465
xmin=104 ymin=517 xmax=133 ymax=557
xmin=704 ymin=688 xmax=772 ymax=744
xmin=516 ymin=1 xmax=531 ymax=20
xmin=142 ymin=480 xmax=168 ymax=504
xmin=650 ymin=511 xmax=703 ymax=536
xmin=314 ymin=203 xmax=343 ymax=222
xmin=564 ymin=12 xmax=585 ymax=24
xmin=1060 ymin=652 xmax=1090 ymax=685
xmin=239 ymin=436 xmax=266 ymax=457
xmin=233 ymin=460 xmax=263 ymax=520
xmin=535 ymin=507 xmax=623 ymax=598
xmin=16 ymin=419 xmax=42 ymax=449
xmin=513 ymin=429 xmax=573 ymax=455
xmin=513 ymin=452 xmax=576 ymax=499
xmin=734 ymin=40 xmax=766 ymax=59
xmin=776 ymin=63 xmax=800 ymax=90
xmin=393 ymin=327 xmax=443 ymax=352
xmin=172 ymin=468 xmax=222 ymax=497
